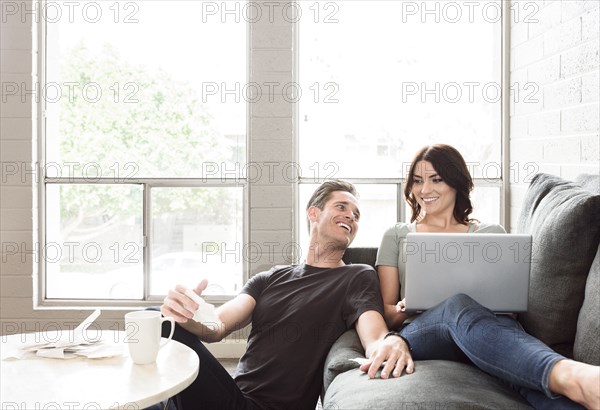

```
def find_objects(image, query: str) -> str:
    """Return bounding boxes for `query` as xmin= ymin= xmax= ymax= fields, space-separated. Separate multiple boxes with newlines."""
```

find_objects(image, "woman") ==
xmin=376 ymin=144 xmax=599 ymax=409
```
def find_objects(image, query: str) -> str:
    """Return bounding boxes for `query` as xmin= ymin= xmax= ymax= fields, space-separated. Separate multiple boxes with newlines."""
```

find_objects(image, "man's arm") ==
xmin=355 ymin=310 xmax=414 ymax=379
xmin=161 ymin=279 xmax=255 ymax=343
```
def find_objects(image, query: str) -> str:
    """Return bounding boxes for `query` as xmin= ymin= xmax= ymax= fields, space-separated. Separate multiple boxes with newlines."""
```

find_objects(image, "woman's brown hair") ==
xmin=404 ymin=144 xmax=474 ymax=224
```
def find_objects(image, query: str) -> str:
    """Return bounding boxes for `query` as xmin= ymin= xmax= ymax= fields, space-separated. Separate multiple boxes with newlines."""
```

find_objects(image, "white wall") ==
xmin=509 ymin=0 xmax=600 ymax=226
xmin=2 ymin=0 xmax=46 ymax=331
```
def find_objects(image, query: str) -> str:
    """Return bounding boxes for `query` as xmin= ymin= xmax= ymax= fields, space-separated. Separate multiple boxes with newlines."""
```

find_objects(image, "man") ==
xmin=160 ymin=180 xmax=413 ymax=409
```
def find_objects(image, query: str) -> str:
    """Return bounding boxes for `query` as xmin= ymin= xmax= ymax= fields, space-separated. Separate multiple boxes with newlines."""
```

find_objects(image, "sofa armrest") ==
xmin=323 ymin=329 xmax=364 ymax=393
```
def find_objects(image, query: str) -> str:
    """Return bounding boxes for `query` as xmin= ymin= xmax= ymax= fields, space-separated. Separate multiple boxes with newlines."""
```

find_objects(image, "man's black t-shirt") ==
xmin=235 ymin=263 xmax=383 ymax=410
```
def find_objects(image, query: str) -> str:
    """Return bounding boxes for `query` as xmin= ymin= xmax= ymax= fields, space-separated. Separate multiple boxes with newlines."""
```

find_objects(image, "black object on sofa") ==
xmin=322 ymin=174 xmax=600 ymax=409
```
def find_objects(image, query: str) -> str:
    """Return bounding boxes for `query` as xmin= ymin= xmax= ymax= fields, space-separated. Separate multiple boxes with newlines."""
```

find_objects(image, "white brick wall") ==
xmin=1 ymin=0 xmax=59 ymax=330
xmin=248 ymin=2 xmax=296 ymax=276
xmin=509 ymin=0 xmax=600 ymax=230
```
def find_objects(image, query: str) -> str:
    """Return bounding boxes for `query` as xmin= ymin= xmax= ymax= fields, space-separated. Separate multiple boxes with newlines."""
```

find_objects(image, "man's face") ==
xmin=308 ymin=190 xmax=360 ymax=249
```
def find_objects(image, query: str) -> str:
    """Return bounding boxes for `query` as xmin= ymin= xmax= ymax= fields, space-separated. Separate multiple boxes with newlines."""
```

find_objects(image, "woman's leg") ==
xmin=514 ymin=384 xmax=585 ymax=409
xmin=399 ymin=294 xmax=565 ymax=401
xmin=547 ymin=359 xmax=600 ymax=409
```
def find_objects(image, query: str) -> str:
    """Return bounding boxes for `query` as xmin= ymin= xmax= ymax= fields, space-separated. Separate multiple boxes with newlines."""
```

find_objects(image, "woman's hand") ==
xmin=386 ymin=298 xmax=415 ymax=328
xmin=383 ymin=302 xmax=413 ymax=329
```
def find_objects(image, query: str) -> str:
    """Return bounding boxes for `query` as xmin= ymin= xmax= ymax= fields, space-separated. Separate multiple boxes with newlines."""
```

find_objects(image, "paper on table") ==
xmin=20 ymin=309 xmax=102 ymax=351
xmin=33 ymin=342 xmax=125 ymax=359
xmin=3 ymin=309 xmax=125 ymax=361
xmin=2 ymin=347 xmax=31 ymax=360
xmin=185 ymin=289 xmax=221 ymax=327
xmin=59 ymin=308 xmax=102 ymax=347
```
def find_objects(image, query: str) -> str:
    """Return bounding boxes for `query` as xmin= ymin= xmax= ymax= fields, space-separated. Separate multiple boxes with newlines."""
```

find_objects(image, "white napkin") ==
xmin=185 ymin=289 xmax=221 ymax=329
xmin=53 ymin=309 xmax=102 ymax=348
xmin=350 ymin=357 xmax=387 ymax=367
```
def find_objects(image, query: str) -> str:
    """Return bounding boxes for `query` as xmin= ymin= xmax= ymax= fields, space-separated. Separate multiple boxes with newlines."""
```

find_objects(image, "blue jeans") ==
xmin=146 ymin=308 xmax=261 ymax=410
xmin=399 ymin=294 xmax=584 ymax=409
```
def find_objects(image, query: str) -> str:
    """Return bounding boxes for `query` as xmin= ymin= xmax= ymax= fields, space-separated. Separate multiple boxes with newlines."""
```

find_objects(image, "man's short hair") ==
xmin=306 ymin=179 xmax=358 ymax=231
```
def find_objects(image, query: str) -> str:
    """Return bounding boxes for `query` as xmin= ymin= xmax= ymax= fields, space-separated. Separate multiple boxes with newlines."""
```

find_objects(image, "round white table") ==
xmin=0 ymin=330 xmax=199 ymax=409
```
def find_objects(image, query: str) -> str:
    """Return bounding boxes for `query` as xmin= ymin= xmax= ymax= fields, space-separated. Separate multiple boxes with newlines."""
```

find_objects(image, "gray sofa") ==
xmin=323 ymin=173 xmax=600 ymax=409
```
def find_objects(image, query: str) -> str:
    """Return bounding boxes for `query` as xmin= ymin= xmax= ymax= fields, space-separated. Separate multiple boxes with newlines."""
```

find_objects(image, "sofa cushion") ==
xmin=323 ymin=329 xmax=364 ymax=393
xmin=324 ymin=360 xmax=531 ymax=410
xmin=517 ymin=173 xmax=600 ymax=356
xmin=572 ymin=174 xmax=600 ymax=365
xmin=574 ymin=246 xmax=600 ymax=365
xmin=323 ymin=330 xmax=531 ymax=409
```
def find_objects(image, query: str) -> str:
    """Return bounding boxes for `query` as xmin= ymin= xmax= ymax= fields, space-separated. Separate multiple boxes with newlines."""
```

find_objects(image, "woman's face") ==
xmin=411 ymin=160 xmax=457 ymax=218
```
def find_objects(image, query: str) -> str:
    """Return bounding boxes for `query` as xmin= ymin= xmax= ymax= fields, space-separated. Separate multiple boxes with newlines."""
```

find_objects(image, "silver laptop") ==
xmin=404 ymin=233 xmax=532 ymax=313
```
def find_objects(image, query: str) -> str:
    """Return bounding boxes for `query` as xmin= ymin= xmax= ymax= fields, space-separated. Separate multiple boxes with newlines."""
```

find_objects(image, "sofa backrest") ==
xmin=342 ymin=247 xmax=378 ymax=269
xmin=516 ymin=173 xmax=600 ymax=359
xmin=572 ymin=174 xmax=600 ymax=365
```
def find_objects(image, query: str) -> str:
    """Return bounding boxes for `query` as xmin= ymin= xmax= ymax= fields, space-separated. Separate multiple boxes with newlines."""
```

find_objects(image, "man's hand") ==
xmin=160 ymin=279 xmax=256 ymax=343
xmin=359 ymin=334 xmax=414 ymax=379
xmin=161 ymin=279 xmax=209 ymax=323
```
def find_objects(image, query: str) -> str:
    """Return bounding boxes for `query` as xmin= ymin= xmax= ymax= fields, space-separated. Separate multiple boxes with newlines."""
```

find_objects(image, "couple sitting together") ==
xmin=159 ymin=144 xmax=600 ymax=410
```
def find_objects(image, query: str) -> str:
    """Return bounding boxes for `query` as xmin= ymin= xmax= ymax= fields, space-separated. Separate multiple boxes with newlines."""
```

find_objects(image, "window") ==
xmin=299 ymin=1 xmax=503 ymax=244
xmin=41 ymin=1 xmax=246 ymax=303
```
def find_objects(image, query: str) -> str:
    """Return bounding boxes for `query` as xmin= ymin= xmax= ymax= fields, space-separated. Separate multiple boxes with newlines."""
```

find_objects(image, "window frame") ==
xmin=294 ymin=0 xmax=510 ymax=243
xmin=36 ymin=4 xmax=250 ymax=309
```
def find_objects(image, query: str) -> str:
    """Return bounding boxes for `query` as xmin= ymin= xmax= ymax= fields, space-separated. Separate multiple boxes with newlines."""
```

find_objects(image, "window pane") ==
xmin=46 ymin=184 xmax=143 ymax=299
xmin=150 ymin=187 xmax=243 ymax=296
xmin=471 ymin=185 xmax=501 ymax=225
xmin=46 ymin=1 xmax=246 ymax=178
xmin=299 ymin=1 xmax=501 ymax=178
xmin=299 ymin=184 xmax=397 ymax=249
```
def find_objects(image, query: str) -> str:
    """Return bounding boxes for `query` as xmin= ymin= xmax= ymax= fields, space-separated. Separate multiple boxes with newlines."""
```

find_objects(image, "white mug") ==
xmin=124 ymin=310 xmax=175 ymax=365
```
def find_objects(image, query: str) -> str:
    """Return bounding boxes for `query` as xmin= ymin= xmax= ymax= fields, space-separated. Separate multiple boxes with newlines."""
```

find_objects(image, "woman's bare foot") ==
xmin=549 ymin=359 xmax=600 ymax=409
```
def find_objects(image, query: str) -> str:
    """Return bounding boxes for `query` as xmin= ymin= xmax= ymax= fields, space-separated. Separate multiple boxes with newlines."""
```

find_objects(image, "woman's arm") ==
xmin=378 ymin=265 xmax=413 ymax=329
